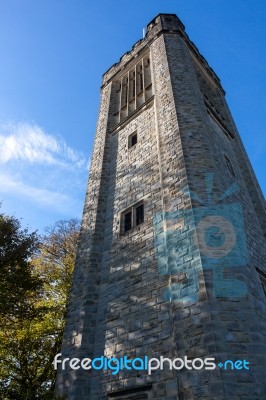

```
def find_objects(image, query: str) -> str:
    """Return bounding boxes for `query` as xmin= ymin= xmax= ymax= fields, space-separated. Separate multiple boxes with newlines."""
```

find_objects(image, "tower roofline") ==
xmin=102 ymin=13 xmax=224 ymax=94
xmin=147 ymin=13 xmax=185 ymax=30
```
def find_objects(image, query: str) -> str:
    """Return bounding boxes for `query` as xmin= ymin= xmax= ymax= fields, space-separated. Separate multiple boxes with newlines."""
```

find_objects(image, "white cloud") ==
xmin=0 ymin=121 xmax=88 ymax=230
xmin=0 ymin=122 xmax=87 ymax=169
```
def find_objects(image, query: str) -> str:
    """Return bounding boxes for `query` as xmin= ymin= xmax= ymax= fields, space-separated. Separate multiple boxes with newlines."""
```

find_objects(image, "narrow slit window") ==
xmin=224 ymin=155 xmax=235 ymax=177
xmin=116 ymin=82 xmax=121 ymax=93
xmin=121 ymin=77 xmax=128 ymax=108
xmin=109 ymin=394 xmax=147 ymax=400
xmin=256 ymin=268 xmax=266 ymax=296
xmin=136 ymin=63 xmax=144 ymax=95
xmin=135 ymin=204 xmax=144 ymax=225
xmin=140 ymin=65 xmax=144 ymax=92
xmin=262 ymin=279 xmax=266 ymax=296
xmin=108 ymin=384 xmax=151 ymax=399
xmin=129 ymin=70 xmax=136 ymax=101
xmin=132 ymin=74 xmax=136 ymax=98
xmin=128 ymin=131 xmax=137 ymax=148
xmin=112 ymin=54 xmax=152 ymax=127
xmin=124 ymin=211 xmax=132 ymax=232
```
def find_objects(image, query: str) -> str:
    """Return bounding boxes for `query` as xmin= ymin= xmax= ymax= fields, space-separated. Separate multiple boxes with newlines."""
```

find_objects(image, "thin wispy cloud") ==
xmin=0 ymin=172 xmax=78 ymax=213
xmin=0 ymin=122 xmax=88 ymax=169
xmin=0 ymin=121 xmax=89 ymax=230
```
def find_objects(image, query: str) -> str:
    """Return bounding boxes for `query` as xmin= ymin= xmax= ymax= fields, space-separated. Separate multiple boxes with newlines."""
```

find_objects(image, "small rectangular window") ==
xmin=128 ymin=131 xmax=137 ymax=148
xmin=121 ymin=202 xmax=144 ymax=234
xmin=108 ymin=384 xmax=151 ymax=399
xmin=109 ymin=394 xmax=147 ymax=400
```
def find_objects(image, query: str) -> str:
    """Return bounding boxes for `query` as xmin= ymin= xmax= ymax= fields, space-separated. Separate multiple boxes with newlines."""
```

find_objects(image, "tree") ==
xmin=34 ymin=219 xmax=80 ymax=304
xmin=0 ymin=218 xmax=80 ymax=399
xmin=0 ymin=212 xmax=41 ymax=318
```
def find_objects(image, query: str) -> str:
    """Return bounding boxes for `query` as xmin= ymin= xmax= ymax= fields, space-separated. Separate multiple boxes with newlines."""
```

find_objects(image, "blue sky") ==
xmin=0 ymin=0 xmax=265 ymax=233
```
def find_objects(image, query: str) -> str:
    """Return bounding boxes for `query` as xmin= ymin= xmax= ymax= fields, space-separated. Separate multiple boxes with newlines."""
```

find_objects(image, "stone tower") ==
xmin=56 ymin=14 xmax=266 ymax=400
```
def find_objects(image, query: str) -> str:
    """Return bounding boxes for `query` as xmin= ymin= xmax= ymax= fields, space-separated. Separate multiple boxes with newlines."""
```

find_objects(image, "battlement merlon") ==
xmin=101 ymin=13 xmax=225 ymax=94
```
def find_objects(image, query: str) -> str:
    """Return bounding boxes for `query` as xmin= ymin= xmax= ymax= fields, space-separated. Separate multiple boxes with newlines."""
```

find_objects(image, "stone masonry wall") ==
xmin=56 ymin=14 xmax=266 ymax=400
xmin=163 ymin=29 xmax=266 ymax=398
xmin=56 ymin=82 xmax=113 ymax=398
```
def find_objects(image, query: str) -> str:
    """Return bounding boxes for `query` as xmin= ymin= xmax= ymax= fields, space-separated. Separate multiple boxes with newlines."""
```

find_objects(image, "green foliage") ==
xmin=0 ymin=212 xmax=41 ymax=318
xmin=0 ymin=216 xmax=80 ymax=399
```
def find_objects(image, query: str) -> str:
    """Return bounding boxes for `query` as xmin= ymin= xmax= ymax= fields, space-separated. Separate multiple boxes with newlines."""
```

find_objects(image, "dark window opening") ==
xmin=108 ymin=384 xmax=151 ymax=399
xmin=256 ymin=267 xmax=266 ymax=296
xmin=262 ymin=281 xmax=266 ymax=296
xmin=129 ymin=70 xmax=136 ymax=100
xmin=129 ymin=132 xmax=137 ymax=148
xmin=121 ymin=202 xmax=144 ymax=234
xmin=124 ymin=211 xmax=132 ymax=232
xmin=131 ymin=133 xmax=137 ymax=146
xmin=140 ymin=72 xmax=143 ymax=92
xmin=121 ymin=77 xmax=128 ymax=108
xmin=132 ymin=78 xmax=136 ymax=98
xmin=136 ymin=204 xmax=144 ymax=225
xmin=137 ymin=64 xmax=144 ymax=94
xmin=224 ymin=155 xmax=235 ymax=177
